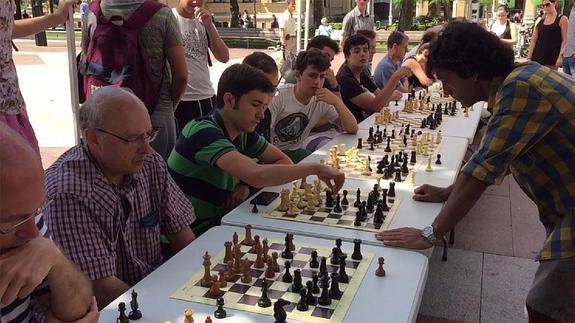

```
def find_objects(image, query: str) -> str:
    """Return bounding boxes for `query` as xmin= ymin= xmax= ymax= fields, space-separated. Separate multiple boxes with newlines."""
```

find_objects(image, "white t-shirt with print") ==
xmin=172 ymin=8 xmax=214 ymax=101
xmin=269 ymin=84 xmax=339 ymax=151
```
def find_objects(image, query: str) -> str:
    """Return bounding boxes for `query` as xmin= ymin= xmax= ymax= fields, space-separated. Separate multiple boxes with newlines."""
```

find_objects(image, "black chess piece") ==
xmin=367 ymin=127 xmax=374 ymax=143
xmin=297 ymin=289 xmax=309 ymax=311
xmin=354 ymin=209 xmax=362 ymax=226
xmin=335 ymin=238 xmax=344 ymax=257
xmin=341 ymin=190 xmax=349 ymax=205
xmin=309 ymin=250 xmax=319 ymax=268
xmin=388 ymin=182 xmax=396 ymax=197
xmin=273 ymin=298 xmax=290 ymax=323
xmin=372 ymin=184 xmax=380 ymax=200
xmin=381 ymin=189 xmax=389 ymax=211
xmin=251 ymin=200 xmax=259 ymax=213
xmin=128 ymin=289 xmax=142 ymax=320
xmin=391 ymin=129 xmax=396 ymax=139
xmin=330 ymin=247 xmax=340 ymax=265
xmin=420 ymin=118 xmax=427 ymax=128
xmin=258 ymin=277 xmax=272 ymax=307
xmin=366 ymin=193 xmax=375 ymax=213
xmin=282 ymin=234 xmax=294 ymax=259
xmin=401 ymin=159 xmax=409 ymax=174
xmin=354 ymin=188 xmax=361 ymax=207
xmin=376 ymin=163 xmax=384 ymax=174
xmin=292 ymin=269 xmax=303 ymax=292
xmin=338 ymin=255 xmax=349 ymax=283
xmin=329 ymin=273 xmax=343 ymax=299
xmin=410 ymin=151 xmax=417 ymax=164
xmin=305 ymin=281 xmax=317 ymax=305
xmin=318 ymin=274 xmax=332 ymax=306
xmin=394 ymin=170 xmax=402 ymax=182
xmin=117 ymin=302 xmax=129 ymax=323
xmin=325 ymin=191 xmax=334 ymax=207
xmin=384 ymin=137 xmax=392 ymax=152
xmin=369 ymin=141 xmax=375 ymax=151
xmin=435 ymin=154 xmax=442 ymax=165
xmin=282 ymin=261 xmax=293 ymax=283
xmin=351 ymin=239 xmax=363 ymax=260
xmin=312 ymin=273 xmax=320 ymax=293
xmin=395 ymin=100 xmax=398 ymax=106
xmin=374 ymin=202 xmax=384 ymax=224
xmin=333 ymin=194 xmax=342 ymax=213
xmin=319 ymin=256 xmax=328 ymax=277
xmin=215 ymin=297 xmax=227 ymax=318
xmin=357 ymin=137 xmax=364 ymax=150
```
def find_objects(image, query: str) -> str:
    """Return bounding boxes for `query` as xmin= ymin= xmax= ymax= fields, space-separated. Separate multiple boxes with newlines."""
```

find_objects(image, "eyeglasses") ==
xmin=542 ymin=3 xmax=552 ymax=7
xmin=0 ymin=200 xmax=53 ymax=234
xmin=95 ymin=128 xmax=159 ymax=145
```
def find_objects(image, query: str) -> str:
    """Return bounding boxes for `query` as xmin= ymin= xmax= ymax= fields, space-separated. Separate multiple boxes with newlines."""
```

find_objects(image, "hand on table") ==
xmin=413 ymin=184 xmax=449 ymax=203
xmin=375 ymin=227 xmax=433 ymax=249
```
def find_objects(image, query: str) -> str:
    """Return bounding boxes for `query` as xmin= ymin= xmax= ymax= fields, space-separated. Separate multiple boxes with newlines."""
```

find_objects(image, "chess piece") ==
xmin=128 ymin=289 xmax=142 ymax=320
xmin=200 ymin=252 xmax=213 ymax=287
xmin=233 ymin=243 xmax=242 ymax=273
xmin=297 ymin=288 xmax=309 ymax=311
xmin=184 ymin=309 xmax=194 ymax=323
xmin=299 ymin=176 xmax=308 ymax=189
xmin=435 ymin=154 xmax=442 ymax=165
xmin=394 ymin=169 xmax=402 ymax=182
xmin=258 ymin=277 xmax=272 ymax=308
xmin=376 ymin=257 xmax=386 ymax=277
xmin=265 ymin=257 xmax=275 ymax=278
xmin=401 ymin=158 xmax=409 ymax=174
xmin=369 ymin=141 xmax=375 ymax=151
xmin=277 ymin=189 xmax=289 ymax=212
xmin=329 ymin=273 xmax=343 ymax=299
xmin=338 ymin=255 xmax=349 ymax=283
xmin=117 ymin=302 xmax=129 ymax=323
xmin=408 ymin=170 xmax=416 ymax=186
xmin=335 ymin=238 xmax=344 ymax=257
xmin=351 ymin=239 xmax=363 ymax=260
xmin=241 ymin=260 xmax=252 ymax=283
xmin=305 ymin=281 xmax=317 ymax=305
xmin=309 ymin=250 xmax=319 ymax=268
xmin=218 ymin=269 xmax=227 ymax=288
xmin=281 ymin=234 xmax=294 ymax=259
xmin=341 ymin=190 xmax=349 ymax=205
xmin=225 ymin=260 xmax=236 ymax=282
xmin=232 ymin=232 xmax=239 ymax=245
xmin=325 ymin=190 xmax=334 ymax=207
xmin=333 ymin=194 xmax=342 ymax=213
xmin=287 ymin=200 xmax=299 ymax=216
xmin=292 ymin=269 xmax=303 ymax=292
xmin=205 ymin=316 xmax=213 ymax=323
xmin=388 ymin=182 xmax=396 ymax=197
xmin=241 ymin=225 xmax=255 ymax=246
xmin=426 ymin=155 xmax=433 ymax=172
xmin=253 ymin=235 xmax=261 ymax=253
xmin=251 ymin=200 xmax=258 ymax=213
xmin=254 ymin=246 xmax=265 ymax=268
xmin=384 ymin=137 xmax=392 ymax=152
xmin=262 ymin=238 xmax=270 ymax=262
xmin=357 ymin=137 xmax=363 ymax=149
xmin=367 ymin=127 xmax=374 ymax=143
xmin=312 ymin=273 xmax=321 ymax=293
xmin=272 ymin=252 xmax=280 ymax=272
xmin=354 ymin=188 xmax=361 ymax=207
xmin=319 ymin=256 xmax=328 ymax=277
xmin=223 ymin=241 xmax=233 ymax=263
xmin=214 ymin=297 xmax=227 ymax=319
xmin=374 ymin=202 xmax=384 ymax=224
xmin=282 ymin=261 xmax=293 ymax=283
xmin=318 ymin=274 xmax=332 ymax=306
xmin=273 ymin=298 xmax=290 ymax=323
xmin=410 ymin=150 xmax=416 ymax=164
xmin=209 ymin=274 xmax=224 ymax=297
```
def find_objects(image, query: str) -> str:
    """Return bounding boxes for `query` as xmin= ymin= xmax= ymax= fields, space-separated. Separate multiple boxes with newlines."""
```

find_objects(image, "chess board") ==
xmin=355 ymin=128 xmax=443 ymax=159
xmin=373 ymin=110 xmax=443 ymax=131
xmin=264 ymin=185 xmax=400 ymax=233
xmin=171 ymin=237 xmax=374 ymax=323
xmin=324 ymin=152 xmax=414 ymax=182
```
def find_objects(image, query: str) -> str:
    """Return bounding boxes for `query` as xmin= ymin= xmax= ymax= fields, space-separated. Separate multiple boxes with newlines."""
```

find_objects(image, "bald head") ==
xmin=0 ymin=124 xmax=45 ymax=218
xmin=79 ymin=87 xmax=148 ymax=131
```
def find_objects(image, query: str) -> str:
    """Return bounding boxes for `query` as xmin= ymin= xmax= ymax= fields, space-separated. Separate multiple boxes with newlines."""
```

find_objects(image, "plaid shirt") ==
xmin=462 ymin=62 xmax=575 ymax=261
xmin=44 ymin=144 xmax=195 ymax=285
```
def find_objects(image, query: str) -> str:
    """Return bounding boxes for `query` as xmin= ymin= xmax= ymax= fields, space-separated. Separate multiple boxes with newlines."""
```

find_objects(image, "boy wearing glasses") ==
xmin=44 ymin=87 xmax=197 ymax=309
xmin=0 ymin=124 xmax=98 ymax=322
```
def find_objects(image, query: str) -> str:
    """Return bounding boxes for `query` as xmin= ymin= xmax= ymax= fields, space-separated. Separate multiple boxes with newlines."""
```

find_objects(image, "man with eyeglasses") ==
xmin=44 ymin=87 xmax=197 ymax=309
xmin=373 ymin=31 xmax=410 ymax=97
xmin=0 ymin=124 xmax=98 ymax=322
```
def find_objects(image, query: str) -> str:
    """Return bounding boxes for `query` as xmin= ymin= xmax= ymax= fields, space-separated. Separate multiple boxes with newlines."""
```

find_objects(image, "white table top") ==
xmin=358 ymin=101 xmax=484 ymax=144
xmin=100 ymin=226 xmax=429 ymax=323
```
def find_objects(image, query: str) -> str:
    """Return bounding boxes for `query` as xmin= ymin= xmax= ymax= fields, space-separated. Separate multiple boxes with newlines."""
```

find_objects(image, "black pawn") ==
xmin=373 ymin=202 xmax=384 ymax=224
xmin=401 ymin=159 xmax=409 ymax=174
xmin=395 ymin=100 xmax=398 ymax=106
xmin=251 ymin=200 xmax=259 ymax=213
xmin=312 ymin=273 xmax=320 ymax=293
xmin=330 ymin=247 xmax=340 ymax=265
xmin=282 ymin=261 xmax=293 ymax=283
xmin=117 ymin=302 xmax=129 ymax=323
xmin=384 ymin=137 xmax=392 ymax=152
xmin=435 ymin=154 xmax=442 ymax=165
xmin=128 ymin=289 xmax=142 ymax=320
xmin=394 ymin=170 xmax=402 ymax=182
xmin=297 ymin=288 xmax=309 ymax=311
xmin=366 ymin=193 xmax=375 ymax=213
xmin=354 ymin=188 xmax=361 ymax=207
xmin=367 ymin=127 xmax=374 ymax=143
xmin=333 ymin=194 xmax=342 ymax=213
xmin=258 ymin=277 xmax=272 ymax=307
xmin=292 ymin=269 xmax=303 ymax=292
xmin=391 ymin=129 xmax=396 ymax=139
xmin=215 ymin=297 xmax=227 ymax=319
xmin=282 ymin=234 xmax=293 ymax=259
xmin=381 ymin=189 xmax=389 ymax=211
xmin=341 ymin=190 xmax=349 ymax=205
xmin=357 ymin=138 xmax=363 ymax=149
xmin=329 ymin=273 xmax=343 ymax=299
xmin=410 ymin=151 xmax=417 ymax=164
xmin=369 ymin=141 xmax=375 ymax=151
xmin=319 ymin=256 xmax=328 ymax=277
xmin=335 ymin=238 xmax=344 ymax=257
xmin=388 ymin=182 xmax=396 ymax=197
xmin=338 ymin=255 xmax=349 ymax=283
xmin=309 ymin=250 xmax=319 ymax=268
xmin=351 ymin=239 xmax=363 ymax=260
xmin=305 ymin=281 xmax=317 ymax=305
xmin=325 ymin=191 xmax=334 ymax=207
xmin=354 ymin=209 xmax=362 ymax=226
xmin=318 ymin=275 xmax=332 ymax=306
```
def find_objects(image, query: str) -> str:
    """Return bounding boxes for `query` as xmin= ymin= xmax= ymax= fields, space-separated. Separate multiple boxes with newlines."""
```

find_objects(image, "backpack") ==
xmin=83 ymin=0 xmax=165 ymax=113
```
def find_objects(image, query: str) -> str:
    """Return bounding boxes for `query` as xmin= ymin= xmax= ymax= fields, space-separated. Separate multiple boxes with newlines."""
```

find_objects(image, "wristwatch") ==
xmin=421 ymin=225 xmax=437 ymax=244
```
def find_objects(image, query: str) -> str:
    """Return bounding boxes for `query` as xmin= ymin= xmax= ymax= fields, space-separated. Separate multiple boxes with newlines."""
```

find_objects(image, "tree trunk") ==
xmin=230 ymin=0 xmax=240 ymax=28
xmin=15 ymin=0 xmax=22 ymax=19
xmin=313 ymin=0 xmax=324 ymax=30
xmin=398 ymin=0 xmax=415 ymax=31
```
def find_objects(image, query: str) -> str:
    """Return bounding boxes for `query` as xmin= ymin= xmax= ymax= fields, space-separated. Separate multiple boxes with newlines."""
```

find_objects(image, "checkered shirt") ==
xmin=44 ymin=144 xmax=196 ymax=285
xmin=462 ymin=62 xmax=575 ymax=261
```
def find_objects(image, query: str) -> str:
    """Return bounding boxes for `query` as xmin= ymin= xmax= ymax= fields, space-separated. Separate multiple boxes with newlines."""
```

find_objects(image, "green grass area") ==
xmin=46 ymin=30 xmax=82 ymax=40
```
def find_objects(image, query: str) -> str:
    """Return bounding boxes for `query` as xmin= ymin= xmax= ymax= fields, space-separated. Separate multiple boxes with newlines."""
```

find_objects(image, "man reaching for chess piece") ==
xmin=376 ymin=22 xmax=575 ymax=323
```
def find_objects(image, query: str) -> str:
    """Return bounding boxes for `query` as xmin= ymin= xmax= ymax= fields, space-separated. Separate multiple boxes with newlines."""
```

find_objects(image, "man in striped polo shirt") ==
xmin=168 ymin=64 xmax=345 ymax=236
xmin=0 ymin=124 xmax=97 ymax=322
xmin=377 ymin=22 xmax=575 ymax=322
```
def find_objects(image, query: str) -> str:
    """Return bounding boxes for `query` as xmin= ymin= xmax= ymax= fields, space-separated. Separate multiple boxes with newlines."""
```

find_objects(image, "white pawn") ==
xmin=426 ymin=156 xmax=433 ymax=172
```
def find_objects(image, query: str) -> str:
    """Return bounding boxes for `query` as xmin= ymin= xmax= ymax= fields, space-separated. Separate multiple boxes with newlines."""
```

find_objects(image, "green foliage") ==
xmin=330 ymin=23 xmax=342 ymax=30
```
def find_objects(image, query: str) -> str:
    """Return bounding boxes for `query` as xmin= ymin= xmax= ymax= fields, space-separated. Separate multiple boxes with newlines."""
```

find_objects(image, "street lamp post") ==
xmin=253 ymin=0 xmax=257 ymax=28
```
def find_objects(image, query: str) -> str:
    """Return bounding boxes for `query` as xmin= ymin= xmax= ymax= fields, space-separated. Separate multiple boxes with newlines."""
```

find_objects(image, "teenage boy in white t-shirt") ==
xmin=269 ymin=49 xmax=358 ymax=162
xmin=173 ymin=0 xmax=229 ymax=132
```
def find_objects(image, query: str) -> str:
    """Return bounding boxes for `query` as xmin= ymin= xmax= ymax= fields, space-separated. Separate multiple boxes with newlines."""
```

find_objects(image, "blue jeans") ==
xmin=564 ymin=55 xmax=575 ymax=76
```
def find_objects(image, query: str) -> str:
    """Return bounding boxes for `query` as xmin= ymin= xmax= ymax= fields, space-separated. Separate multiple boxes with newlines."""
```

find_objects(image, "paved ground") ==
xmin=14 ymin=39 xmax=543 ymax=323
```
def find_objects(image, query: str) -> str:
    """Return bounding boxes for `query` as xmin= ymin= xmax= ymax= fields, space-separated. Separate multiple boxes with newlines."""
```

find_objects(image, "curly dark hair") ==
xmin=427 ymin=22 xmax=514 ymax=80
xmin=307 ymin=35 xmax=340 ymax=54
xmin=242 ymin=52 xmax=278 ymax=75
xmin=294 ymin=48 xmax=331 ymax=73
xmin=343 ymin=33 xmax=370 ymax=58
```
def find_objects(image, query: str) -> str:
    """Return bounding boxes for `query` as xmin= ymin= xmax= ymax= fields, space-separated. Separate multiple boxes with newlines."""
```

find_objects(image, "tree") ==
xmin=398 ymin=0 xmax=416 ymax=30
xmin=429 ymin=0 xmax=453 ymax=19
xmin=313 ymin=0 xmax=324 ymax=30
xmin=230 ymin=0 xmax=240 ymax=28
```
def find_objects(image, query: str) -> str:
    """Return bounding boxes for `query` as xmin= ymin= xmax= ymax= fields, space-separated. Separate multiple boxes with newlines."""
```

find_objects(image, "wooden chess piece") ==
xmin=205 ymin=316 xmax=213 ymax=323
xmin=272 ymin=252 xmax=280 ymax=272
xmin=117 ymin=302 xmax=129 ymax=323
xmin=200 ymin=252 xmax=213 ymax=287
xmin=208 ymin=274 xmax=224 ymax=297
xmin=232 ymin=232 xmax=239 ymax=245
xmin=225 ymin=260 xmax=236 ymax=282
xmin=233 ymin=243 xmax=242 ymax=273
xmin=184 ymin=308 xmax=194 ymax=323
xmin=376 ymin=257 xmax=386 ymax=277
xmin=265 ymin=257 xmax=275 ymax=278
xmin=262 ymin=238 xmax=270 ymax=262
xmin=242 ymin=225 xmax=255 ymax=246
xmin=218 ymin=269 xmax=227 ymax=287
xmin=241 ymin=259 xmax=253 ymax=283
xmin=254 ymin=246 xmax=265 ymax=268
xmin=223 ymin=241 xmax=233 ymax=263
xmin=128 ymin=289 xmax=142 ymax=320
xmin=426 ymin=155 xmax=433 ymax=172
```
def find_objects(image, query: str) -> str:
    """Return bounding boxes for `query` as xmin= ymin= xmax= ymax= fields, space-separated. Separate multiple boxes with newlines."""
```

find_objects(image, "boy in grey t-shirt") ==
xmin=268 ymin=50 xmax=358 ymax=162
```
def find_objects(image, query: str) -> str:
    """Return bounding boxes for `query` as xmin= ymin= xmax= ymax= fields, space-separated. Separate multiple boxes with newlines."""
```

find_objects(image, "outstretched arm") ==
xmin=13 ymin=0 xmax=76 ymax=39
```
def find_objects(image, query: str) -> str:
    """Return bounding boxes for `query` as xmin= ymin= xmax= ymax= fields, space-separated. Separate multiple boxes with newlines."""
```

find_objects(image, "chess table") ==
xmin=100 ymin=226 xmax=428 ymax=323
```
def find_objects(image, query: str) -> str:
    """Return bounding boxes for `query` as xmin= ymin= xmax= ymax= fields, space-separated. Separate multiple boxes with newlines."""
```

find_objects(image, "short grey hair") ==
xmin=78 ymin=95 xmax=105 ymax=131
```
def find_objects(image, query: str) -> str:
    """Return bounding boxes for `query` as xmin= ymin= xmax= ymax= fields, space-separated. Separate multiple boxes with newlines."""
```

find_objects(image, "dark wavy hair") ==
xmin=294 ymin=48 xmax=331 ymax=73
xmin=216 ymin=64 xmax=275 ymax=109
xmin=242 ymin=51 xmax=278 ymax=75
xmin=343 ymin=33 xmax=370 ymax=58
xmin=427 ymin=22 xmax=514 ymax=80
xmin=307 ymin=35 xmax=340 ymax=54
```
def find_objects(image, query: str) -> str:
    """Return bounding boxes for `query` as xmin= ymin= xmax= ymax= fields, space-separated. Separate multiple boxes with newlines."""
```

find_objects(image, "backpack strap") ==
xmin=126 ymin=0 xmax=166 ymax=29
xmin=88 ymin=0 xmax=102 ymax=18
